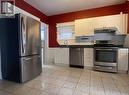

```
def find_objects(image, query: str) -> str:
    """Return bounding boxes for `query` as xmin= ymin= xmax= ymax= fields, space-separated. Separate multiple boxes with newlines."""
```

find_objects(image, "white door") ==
xmin=41 ymin=23 xmax=49 ymax=67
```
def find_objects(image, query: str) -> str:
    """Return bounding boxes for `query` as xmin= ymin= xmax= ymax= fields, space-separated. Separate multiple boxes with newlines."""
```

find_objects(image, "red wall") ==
xmin=15 ymin=0 xmax=48 ymax=23
xmin=14 ymin=0 xmax=129 ymax=47
xmin=48 ymin=3 xmax=127 ymax=47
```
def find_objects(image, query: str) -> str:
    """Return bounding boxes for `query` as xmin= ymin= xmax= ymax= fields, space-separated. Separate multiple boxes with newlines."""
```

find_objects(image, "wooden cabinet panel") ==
xmin=75 ymin=18 xmax=94 ymax=36
xmin=84 ymin=48 xmax=93 ymax=67
xmin=118 ymin=48 xmax=128 ymax=72
xmin=75 ymin=14 xmax=128 ymax=36
xmin=94 ymin=14 xmax=128 ymax=34
xmin=54 ymin=48 xmax=69 ymax=65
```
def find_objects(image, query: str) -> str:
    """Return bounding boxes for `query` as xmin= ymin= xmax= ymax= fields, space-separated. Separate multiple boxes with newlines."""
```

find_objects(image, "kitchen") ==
xmin=0 ymin=0 xmax=129 ymax=95
xmin=54 ymin=14 xmax=128 ymax=73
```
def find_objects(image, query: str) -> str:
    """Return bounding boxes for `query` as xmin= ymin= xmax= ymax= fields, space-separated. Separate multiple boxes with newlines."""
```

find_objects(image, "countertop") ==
xmin=57 ymin=45 xmax=129 ymax=48
xmin=58 ymin=45 xmax=94 ymax=48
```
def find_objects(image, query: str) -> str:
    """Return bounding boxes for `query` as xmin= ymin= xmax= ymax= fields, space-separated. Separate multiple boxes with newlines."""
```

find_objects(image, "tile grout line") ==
xmin=57 ymin=69 xmax=80 ymax=95
xmin=71 ymin=70 xmax=82 ymax=95
xmin=111 ymin=74 xmax=122 ymax=95
xmin=100 ymin=73 xmax=106 ymax=95
xmin=89 ymin=70 xmax=92 ymax=95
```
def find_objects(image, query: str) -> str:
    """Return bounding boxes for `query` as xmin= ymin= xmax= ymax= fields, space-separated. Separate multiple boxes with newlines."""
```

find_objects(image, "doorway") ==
xmin=41 ymin=22 xmax=48 ymax=67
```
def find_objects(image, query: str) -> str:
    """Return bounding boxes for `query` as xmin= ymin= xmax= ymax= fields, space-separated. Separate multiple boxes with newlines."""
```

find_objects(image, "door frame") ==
xmin=41 ymin=22 xmax=49 ymax=66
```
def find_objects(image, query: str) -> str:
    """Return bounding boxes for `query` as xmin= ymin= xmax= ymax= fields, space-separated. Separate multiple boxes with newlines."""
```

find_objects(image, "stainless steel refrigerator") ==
xmin=0 ymin=13 xmax=42 ymax=83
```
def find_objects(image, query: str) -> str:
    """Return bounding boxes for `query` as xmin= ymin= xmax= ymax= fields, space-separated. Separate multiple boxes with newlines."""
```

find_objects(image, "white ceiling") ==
xmin=25 ymin=0 xmax=126 ymax=16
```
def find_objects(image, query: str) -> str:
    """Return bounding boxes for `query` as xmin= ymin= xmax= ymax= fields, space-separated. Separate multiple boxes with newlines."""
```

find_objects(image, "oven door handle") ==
xmin=95 ymin=49 xmax=115 ymax=51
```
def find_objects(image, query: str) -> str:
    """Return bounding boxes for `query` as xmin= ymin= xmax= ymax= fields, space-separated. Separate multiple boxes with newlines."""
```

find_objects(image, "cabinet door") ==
xmin=75 ymin=18 xmax=94 ymax=36
xmin=118 ymin=48 xmax=128 ymax=72
xmin=54 ymin=48 xmax=63 ymax=64
xmin=54 ymin=48 xmax=69 ymax=65
xmin=47 ymin=48 xmax=55 ymax=64
xmin=62 ymin=48 xmax=69 ymax=65
xmin=94 ymin=14 xmax=127 ymax=34
xmin=84 ymin=48 xmax=93 ymax=67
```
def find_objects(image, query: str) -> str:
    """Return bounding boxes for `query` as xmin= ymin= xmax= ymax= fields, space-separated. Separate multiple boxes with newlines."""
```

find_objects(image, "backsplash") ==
xmin=57 ymin=39 xmax=94 ymax=45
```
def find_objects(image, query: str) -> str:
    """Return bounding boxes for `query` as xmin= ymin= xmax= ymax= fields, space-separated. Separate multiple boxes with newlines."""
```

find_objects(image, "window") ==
xmin=57 ymin=22 xmax=75 ymax=40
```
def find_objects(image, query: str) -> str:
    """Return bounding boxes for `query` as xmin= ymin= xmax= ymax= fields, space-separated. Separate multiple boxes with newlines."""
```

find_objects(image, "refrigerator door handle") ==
xmin=21 ymin=16 xmax=26 ymax=54
xmin=21 ymin=17 xmax=24 ymax=54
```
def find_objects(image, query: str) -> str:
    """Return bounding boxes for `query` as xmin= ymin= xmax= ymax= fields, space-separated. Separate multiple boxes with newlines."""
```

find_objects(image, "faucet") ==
xmin=64 ymin=40 xmax=68 ymax=46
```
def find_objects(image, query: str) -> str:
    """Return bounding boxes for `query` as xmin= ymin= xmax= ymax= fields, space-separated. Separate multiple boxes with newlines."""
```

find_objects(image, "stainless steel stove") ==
xmin=93 ymin=46 xmax=118 ymax=73
xmin=93 ymin=28 xmax=125 ymax=73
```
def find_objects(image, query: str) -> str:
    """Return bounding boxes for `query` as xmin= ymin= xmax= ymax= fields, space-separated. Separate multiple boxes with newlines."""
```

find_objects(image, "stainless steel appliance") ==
xmin=94 ymin=47 xmax=118 ymax=73
xmin=94 ymin=27 xmax=116 ymax=41
xmin=94 ymin=27 xmax=117 ymax=33
xmin=76 ymin=36 xmax=94 ymax=42
xmin=69 ymin=48 xmax=84 ymax=68
xmin=93 ymin=28 xmax=125 ymax=73
xmin=0 ymin=13 xmax=42 ymax=83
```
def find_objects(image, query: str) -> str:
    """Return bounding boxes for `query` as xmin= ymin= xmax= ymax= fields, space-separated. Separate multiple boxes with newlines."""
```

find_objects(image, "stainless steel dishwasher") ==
xmin=69 ymin=48 xmax=84 ymax=68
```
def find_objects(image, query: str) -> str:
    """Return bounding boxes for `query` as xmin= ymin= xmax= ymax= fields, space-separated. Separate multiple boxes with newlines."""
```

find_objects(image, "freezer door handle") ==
xmin=23 ymin=58 xmax=32 ymax=61
xmin=23 ymin=56 xmax=40 ymax=61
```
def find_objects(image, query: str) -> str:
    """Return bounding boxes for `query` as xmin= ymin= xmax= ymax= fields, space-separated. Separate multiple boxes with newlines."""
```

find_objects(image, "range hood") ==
xmin=76 ymin=36 xmax=94 ymax=42
xmin=94 ymin=27 xmax=118 ymax=33
xmin=94 ymin=32 xmax=114 ymax=41
xmin=75 ymin=27 xmax=126 ymax=43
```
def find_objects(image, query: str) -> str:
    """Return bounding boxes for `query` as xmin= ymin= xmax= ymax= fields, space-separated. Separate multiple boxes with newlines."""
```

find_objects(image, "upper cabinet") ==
xmin=75 ymin=14 xmax=128 ymax=36
xmin=94 ymin=14 xmax=128 ymax=34
xmin=56 ymin=14 xmax=128 ymax=45
xmin=75 ymin=18 xmax=95 ymax=36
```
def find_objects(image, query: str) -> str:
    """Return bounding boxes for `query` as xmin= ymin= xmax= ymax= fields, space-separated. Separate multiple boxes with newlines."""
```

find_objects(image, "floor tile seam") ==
xmin=57 ymin=78 xmax=71 ymax=95
xmin=0 ymin=89 xmax=17 ymax=95
xmin=58 ymin=86 xmax=76 ymax=95
xmin=89 ymin=71 xmax=92 ymax=95
xmin=111 ymin=75 xmax=122 ymax=95
xmin=71 ymin=71 xmax=82 ymax=95
xmin=99 ymin=74 xmax=106 ymax=95
xmin=25 ymin=82 xmax=61 ymax=93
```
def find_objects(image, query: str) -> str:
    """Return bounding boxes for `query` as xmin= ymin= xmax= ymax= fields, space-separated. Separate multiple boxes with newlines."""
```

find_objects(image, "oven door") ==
xmin=94 ymin=48 xmax=118 ymax=67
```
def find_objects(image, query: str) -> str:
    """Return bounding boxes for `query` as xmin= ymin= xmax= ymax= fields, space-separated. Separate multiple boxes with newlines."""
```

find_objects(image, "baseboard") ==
xmin=69 ymin=65 xmax=84 ymax=69
xmin=43 ymin=64 xmax=129 ymax=74
xmin=118 ymin=70 xmax=128 ymax=74
xmin=44 ymin=62 xmax=54 ymax=65
xmin=84 ymin=66 xmax=93 ymax=70
xmin=54 ymin=63 xmax=69 ymax=67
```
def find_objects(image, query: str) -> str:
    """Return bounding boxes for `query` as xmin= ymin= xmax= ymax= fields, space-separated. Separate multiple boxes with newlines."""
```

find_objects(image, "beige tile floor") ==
xmin=0 ymin=65 xmax=129 ymax=95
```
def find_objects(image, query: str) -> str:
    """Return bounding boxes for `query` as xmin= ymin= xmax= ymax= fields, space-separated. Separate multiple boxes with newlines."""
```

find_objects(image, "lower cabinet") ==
xmin=45 ymin=48 xmax=55 ymax=64
xmin=54 ymin=48 xmax=69 ymax=65
xmin=84 ymin=48 xmax=94 ymax=68
xmin=54 ymin=48 xmax=94 ymax=67
xmin=118 ymin=48 xmax=128 ymax=72
xmin=49 ymin=48 xmax=128 ymax=73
